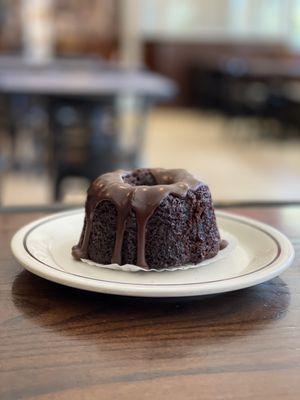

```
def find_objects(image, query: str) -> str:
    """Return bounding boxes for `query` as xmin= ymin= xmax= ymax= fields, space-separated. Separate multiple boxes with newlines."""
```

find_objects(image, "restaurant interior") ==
xmin=1 ymin=0 xmax=300 ymax=206
xmin=1 ymin=3 xmax=300 ymax=400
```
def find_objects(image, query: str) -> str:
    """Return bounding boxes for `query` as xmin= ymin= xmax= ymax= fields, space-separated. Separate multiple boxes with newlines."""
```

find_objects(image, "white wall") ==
xmin=139 ymin=0 xmax=299 ymax=46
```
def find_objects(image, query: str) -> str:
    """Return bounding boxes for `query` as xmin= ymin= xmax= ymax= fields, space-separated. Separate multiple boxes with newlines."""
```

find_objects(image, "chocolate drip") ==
xmin=72 ymin=168 xmax=203 ymax=269
xmin=111 ymin=198 xmax=132 ymax=264
xmin=220 ymin=239 xmax=228 ymax=250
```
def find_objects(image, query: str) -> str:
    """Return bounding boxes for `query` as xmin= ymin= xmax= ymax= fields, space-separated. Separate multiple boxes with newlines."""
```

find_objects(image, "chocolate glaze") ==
xmin=72 ymin=168 xmax=203 ymax=269
xmin=220 ymin=239 xmax=228 ymax=250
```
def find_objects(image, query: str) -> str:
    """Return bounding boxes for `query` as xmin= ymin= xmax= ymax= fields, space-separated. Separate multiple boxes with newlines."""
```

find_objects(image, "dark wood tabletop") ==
xmin=0 ymin=204 xmax=299 ymax=400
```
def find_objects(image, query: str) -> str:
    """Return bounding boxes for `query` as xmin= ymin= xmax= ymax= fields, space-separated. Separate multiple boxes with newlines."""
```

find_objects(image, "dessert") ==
xmin=72 ymin=168 xmax=222 ymax=270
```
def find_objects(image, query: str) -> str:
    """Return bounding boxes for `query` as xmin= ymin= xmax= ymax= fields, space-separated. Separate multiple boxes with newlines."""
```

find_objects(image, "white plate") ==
xmin=11 ymin=209 xmax=294 ymax=298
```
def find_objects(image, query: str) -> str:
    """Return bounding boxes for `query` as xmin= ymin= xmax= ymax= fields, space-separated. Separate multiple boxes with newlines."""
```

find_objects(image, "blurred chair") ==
xmin=49 ymin=97 xmax=121 ymax=200
xmin=188 ymin=57 xmax=300 ymax=139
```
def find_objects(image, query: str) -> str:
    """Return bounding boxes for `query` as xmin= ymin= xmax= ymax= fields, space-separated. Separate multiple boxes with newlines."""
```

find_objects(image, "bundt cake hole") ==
xmin=122 ymin=169 xmax=157 ymax=186
xmin=122 ymin=168 xmax=180 ymax=187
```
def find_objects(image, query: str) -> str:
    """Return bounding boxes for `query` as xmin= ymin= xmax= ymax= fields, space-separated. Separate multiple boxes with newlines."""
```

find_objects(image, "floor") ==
xmin=1 ymin=108 xmax=300 ymax=206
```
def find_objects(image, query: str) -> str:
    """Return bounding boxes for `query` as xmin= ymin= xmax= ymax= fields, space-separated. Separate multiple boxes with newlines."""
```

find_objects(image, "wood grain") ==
xmin=0 ymin=206 xmax=299 ymax=400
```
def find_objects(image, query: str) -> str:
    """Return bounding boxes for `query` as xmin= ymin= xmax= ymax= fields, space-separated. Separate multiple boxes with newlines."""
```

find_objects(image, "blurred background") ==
xmin=1 ymin=0 xmax=300 ymax=206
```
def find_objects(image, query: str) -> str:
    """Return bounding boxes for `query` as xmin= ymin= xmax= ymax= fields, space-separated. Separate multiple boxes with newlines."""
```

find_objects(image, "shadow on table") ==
xmin=12 ymin=270 xmax=290 ymax=352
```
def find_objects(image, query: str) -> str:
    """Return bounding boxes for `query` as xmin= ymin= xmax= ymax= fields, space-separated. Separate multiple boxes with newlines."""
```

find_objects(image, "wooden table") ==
xmin=1 ymin=204 xmax=299 ymax=400
xmin=0 ymin=57 xmax=176 ymax=98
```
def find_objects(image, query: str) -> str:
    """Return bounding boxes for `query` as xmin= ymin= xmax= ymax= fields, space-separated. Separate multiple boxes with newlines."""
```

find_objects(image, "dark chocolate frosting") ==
xmin=72 ymin=168 xmax=203 ymax=269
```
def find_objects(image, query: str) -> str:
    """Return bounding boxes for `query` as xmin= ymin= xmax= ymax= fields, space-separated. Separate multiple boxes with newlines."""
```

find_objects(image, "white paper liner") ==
xmin=80 ymin=229 xmax=237 ymax=272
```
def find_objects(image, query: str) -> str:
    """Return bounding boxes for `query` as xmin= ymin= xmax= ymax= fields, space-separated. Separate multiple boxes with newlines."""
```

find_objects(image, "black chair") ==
xmin=48 ymin=95 xmax=149 ymax=200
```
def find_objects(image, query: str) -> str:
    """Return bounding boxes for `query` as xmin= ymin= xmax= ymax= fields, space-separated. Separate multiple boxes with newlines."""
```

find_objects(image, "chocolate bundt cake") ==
xmin=72 ymin=168 xmax=222 ymax=270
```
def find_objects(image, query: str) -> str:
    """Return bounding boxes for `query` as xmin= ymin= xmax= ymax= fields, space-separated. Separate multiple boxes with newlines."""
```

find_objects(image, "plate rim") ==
xmin=10 ymin=209 xmax=295 ymax=297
